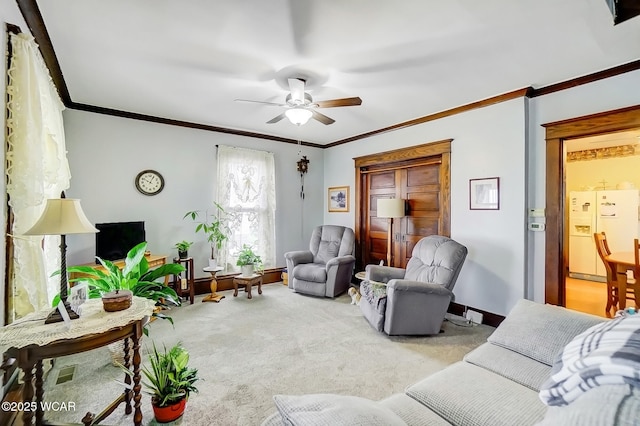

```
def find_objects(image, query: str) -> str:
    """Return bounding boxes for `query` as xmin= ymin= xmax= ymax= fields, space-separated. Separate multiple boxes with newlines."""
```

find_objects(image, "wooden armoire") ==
xmin=354 ymin=139 xmax=452 ymax=271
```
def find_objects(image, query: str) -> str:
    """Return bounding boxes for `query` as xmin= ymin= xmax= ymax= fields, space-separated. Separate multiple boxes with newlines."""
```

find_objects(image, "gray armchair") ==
xmin=284 ymin=225 xmax=356 ymax=298
xmin=359 ymin=235 xmax=468 ymax=335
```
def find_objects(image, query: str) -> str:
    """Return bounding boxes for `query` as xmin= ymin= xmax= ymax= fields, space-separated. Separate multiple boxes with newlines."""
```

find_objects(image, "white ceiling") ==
xmin=567 ymin=129 xmax=640 ymax=152
xmin=36 ymin=0 xmax=640 ymax=145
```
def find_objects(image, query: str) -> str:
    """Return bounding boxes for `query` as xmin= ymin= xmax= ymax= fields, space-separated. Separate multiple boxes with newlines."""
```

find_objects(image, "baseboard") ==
xmin=448 ymin=302 xmax=505 ymax=328
xmin=189 ymin=267 xmax=285 ymax=294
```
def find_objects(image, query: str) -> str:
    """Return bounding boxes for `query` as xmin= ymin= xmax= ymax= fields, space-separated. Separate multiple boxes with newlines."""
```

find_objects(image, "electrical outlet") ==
xmin=465 ymin=309 xmax=483 ymax=324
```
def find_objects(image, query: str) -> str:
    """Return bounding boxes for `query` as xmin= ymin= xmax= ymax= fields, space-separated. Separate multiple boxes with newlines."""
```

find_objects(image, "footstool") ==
xmin=233 ymin=274 xmax=263 ymax=299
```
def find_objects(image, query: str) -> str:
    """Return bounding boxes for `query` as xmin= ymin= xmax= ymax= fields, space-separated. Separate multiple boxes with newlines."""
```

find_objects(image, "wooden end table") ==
xmin=233 ymin=274 xmax=263 ymax=299
xmin=202 ymin=266 xmax=225 ymax=302
xmin=0 ymin=297 xmax=154 ymax=426
xmin=173 ymin=257 xmax=195 ymax=305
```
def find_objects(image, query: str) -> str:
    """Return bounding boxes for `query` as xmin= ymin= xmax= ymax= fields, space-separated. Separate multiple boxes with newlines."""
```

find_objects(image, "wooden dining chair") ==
xmin=633 ymin=238 xmax=640 ymax=309
xmin=594 ymin=232 xmax=617 ymax=317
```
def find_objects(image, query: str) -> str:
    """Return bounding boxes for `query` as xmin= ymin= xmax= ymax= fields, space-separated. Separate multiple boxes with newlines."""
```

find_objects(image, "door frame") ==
xmin=353 ymin=139 xmax=452 ymax=271
xmin=543 ymin=104 xmax=640 ymax=306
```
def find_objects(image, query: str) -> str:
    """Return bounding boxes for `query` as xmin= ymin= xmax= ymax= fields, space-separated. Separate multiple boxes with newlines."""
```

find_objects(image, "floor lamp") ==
xmin=23 ymin=195 xmax=98 ymax=324
xmin=377 ymin=198 xmax=405 ymax=267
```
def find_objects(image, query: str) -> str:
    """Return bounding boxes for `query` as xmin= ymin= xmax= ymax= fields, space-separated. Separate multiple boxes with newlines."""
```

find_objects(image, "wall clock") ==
xmin=135 ymin=169 xmax=164 ymax=196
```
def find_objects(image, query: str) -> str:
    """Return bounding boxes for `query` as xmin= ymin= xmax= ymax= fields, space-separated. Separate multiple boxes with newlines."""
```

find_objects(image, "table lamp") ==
xmin=377 ymin=198 xmax=405 ymax=267
xmin=23 ymin=194 xmax=98 ymax=324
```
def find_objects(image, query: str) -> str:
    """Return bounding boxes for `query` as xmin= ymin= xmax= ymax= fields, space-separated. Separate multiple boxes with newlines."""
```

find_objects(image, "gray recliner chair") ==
xmin=359 ymin=235 xmax=468 ymax=335
xmin=284 ymin=225 xmax=356 ymax=298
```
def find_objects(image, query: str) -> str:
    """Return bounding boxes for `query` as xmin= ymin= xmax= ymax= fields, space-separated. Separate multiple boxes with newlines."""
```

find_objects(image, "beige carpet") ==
xmin=42 ymin=283 xmax=494 ymax=425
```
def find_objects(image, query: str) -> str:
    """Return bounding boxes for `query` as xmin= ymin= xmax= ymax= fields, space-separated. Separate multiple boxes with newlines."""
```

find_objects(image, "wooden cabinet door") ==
xmin=354 ymin=140 xmax=451 ymax=272
xmin=362 ymin=162 xmax=444 ymax=269
xmin=395 ymin=163 xmax=444 ymax=267
xmin=363 ymin=170 xmax=397 ymax=267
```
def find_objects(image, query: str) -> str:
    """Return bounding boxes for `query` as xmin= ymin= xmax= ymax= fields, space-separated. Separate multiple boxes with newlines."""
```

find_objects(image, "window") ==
xmin=216 ymin=145 xmax=276 ymax=270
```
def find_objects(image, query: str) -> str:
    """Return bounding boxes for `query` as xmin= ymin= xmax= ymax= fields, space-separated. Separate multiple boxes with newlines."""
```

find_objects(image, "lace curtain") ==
xmin=216 ymin=145 xmax=276 ymax=270
xmin=6 ymin=33 xmax=70 ymax=322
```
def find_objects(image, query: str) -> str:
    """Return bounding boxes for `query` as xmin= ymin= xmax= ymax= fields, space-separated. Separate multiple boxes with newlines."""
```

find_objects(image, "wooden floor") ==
xmin=565 ymin=277 xmax=637 ymax=318
xmin=565 ymin=277 xmax=609 ymax=318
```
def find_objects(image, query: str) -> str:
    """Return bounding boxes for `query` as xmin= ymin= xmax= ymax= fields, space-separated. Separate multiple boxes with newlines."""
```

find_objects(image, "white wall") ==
xmin=528 ymin=69 xmax=640 ymax=303
xmin=567 ymin=155 xmax=640 ymax=192
xmin=63 ymin=110 xmax=324 ymax=276
xmin=323 ymin=99 xmax=528 ymax=316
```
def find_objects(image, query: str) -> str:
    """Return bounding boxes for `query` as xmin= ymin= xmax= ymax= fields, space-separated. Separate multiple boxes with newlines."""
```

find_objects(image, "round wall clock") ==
xmin=135 ymin=169 xmax=165 ymax=196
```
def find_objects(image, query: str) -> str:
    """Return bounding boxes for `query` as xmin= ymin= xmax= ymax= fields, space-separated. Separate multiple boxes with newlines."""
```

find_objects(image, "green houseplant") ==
xmin=236 ymin=244 xmax=263 ymax=277
xmin=174 ymin=240 xmax=193 ymax=259
xmin=121 ymin=341 xmax=199 ymax=423
xmin=184 ymin=202 xmax=230 ymax=268
xmin=63 ymin=242 xmax=185 ymax=328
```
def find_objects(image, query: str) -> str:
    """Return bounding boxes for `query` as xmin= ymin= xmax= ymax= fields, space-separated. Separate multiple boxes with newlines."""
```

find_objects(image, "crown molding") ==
xmin=16 ymin=0 xmax=640 ymax=149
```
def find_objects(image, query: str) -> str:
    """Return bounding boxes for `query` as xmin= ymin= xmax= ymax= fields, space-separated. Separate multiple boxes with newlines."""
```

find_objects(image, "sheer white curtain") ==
xmin=216 ymin=145 xmax=276 ymax=270
xmin=6 ymin=33 xmax=70 ymax=321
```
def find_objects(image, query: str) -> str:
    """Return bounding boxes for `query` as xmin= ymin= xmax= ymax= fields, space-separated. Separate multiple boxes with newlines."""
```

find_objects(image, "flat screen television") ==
xmin=95 ymin=221 xmax=146 ymax=262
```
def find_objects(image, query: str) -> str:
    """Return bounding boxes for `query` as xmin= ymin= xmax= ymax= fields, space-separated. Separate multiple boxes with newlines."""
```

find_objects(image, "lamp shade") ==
xmin=23 ymin=198 xmax=98 ymax=235
xmin=285 ymin=108 xmax=313 ymax=125
xmin=377 ymin=198 xmax=405 ymax=218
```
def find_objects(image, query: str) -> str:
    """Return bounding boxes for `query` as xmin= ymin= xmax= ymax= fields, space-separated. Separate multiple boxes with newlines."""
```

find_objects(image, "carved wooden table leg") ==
xmin=202 ymin=268 xmax=225 ymax=302
xmin=132 ymin=332 xmax=143 ymax=426
xmin=35 ymin=360 xmax=44 ymax=425
xmin=21 ymin=361 xmax=34 ymax=426
xmin=123 ymin=337 xmax=132 ymax=414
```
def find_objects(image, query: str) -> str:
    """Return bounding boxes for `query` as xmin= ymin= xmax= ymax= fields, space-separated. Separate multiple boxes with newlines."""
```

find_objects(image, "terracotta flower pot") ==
xmin=153 ymin=398 xmax=186 ymax=423
xmin=101 ymin=289 xmax=132 ymax=312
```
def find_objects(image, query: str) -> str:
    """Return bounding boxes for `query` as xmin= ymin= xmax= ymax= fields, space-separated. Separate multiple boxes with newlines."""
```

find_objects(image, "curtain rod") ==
xmin=215 ymin=144 xmax=274 ymax=155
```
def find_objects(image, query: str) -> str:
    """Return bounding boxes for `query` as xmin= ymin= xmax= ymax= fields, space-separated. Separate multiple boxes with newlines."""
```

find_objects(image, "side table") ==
xmin=202 ymin=266 xmax=225 ymax=302
xmin=233 ymin=274 xmax=263 ymax=299
xmin=0 ymin=297 xmax=155 ymax=426
xmin=173 ymin=257 xmax=195 ymax=304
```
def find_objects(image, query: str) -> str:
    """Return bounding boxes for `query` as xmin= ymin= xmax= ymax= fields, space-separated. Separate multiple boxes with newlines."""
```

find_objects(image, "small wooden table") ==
xmin=202 ymin=266 xmax=225 ymax=302
xmin=233 ymin=274 xmax=263 ymax=299
xmin=0 ymin=297 xmax=154 ymax=426
xmin=173 ymin=257 xmax=195 ymax=304
xmin=604 ymin=251 xmax=638 ymax=311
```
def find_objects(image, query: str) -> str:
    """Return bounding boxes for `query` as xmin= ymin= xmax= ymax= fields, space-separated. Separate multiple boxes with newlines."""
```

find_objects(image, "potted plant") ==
xmin=121 ymin=341 xmax=199 ymax=423
xmin=60 ymin=242 xmax=185 ymax=364
xmin=174 ymin=240 xmax=193 ymax=259
xmin=184 ymin=202 xmax=230 ymax=268
xmin=236 ymin=244 xmax=263 ymax=277
xmin=63 ymin=241 xmax=184 ymax=330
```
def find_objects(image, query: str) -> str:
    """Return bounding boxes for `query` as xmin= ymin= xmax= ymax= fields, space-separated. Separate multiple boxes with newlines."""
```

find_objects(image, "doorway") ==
xmin=543 ymin=104 xmax=640 ymax=311
xmin=564 ymin=129 xmax=640 ymax=316
xmin=354 ymin=139 xmax=452 ymax=271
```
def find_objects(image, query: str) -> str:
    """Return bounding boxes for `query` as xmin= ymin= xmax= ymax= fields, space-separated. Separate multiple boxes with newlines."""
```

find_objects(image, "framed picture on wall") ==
xmin=469 ymin=177 xmax=500 ymax=210
xmin=328 ymin=186 xmax=350 ymax=212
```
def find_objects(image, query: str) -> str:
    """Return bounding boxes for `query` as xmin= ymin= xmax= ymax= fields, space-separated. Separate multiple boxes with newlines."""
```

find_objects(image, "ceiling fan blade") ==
xmin=288 ymin=78 xmax=306 ymax=104
xmin=235 ymin=99 xmax=287 ymax=107
xmin=311 ymin=110 xmax=335 ymax=125
xmin=315 ymin=97 xmax=362 ymax=108
xmin=266 ymin=113 xmax=287 ymax=124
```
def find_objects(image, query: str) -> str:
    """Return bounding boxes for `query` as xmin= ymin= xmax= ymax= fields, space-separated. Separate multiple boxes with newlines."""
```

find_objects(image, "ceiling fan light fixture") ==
xmin=285 ymin=108 xmax=312 ymax=126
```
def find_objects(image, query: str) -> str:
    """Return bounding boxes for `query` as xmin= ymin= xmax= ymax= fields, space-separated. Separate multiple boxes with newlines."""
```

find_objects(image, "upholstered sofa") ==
xmin=262 ymin=299 xmax=640 ymax=425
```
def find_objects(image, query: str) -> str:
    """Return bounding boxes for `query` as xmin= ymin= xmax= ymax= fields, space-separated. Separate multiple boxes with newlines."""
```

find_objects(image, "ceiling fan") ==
xmin=235 ymin=78 xmax=362 ymax=126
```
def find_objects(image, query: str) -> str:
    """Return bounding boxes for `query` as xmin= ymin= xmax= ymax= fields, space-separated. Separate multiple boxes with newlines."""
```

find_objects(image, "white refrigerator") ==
xmin=568 ymin=189 xmax=640 ymax=279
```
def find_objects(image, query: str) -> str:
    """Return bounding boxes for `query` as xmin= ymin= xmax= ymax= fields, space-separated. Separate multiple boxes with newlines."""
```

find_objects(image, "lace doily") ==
xmin=0 ymin=297 xmax=155 ymax=350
